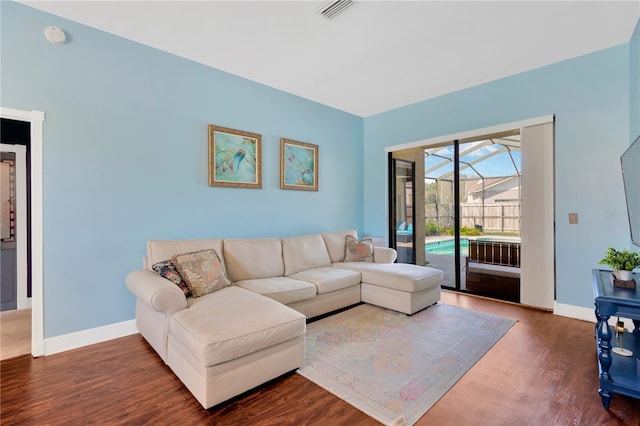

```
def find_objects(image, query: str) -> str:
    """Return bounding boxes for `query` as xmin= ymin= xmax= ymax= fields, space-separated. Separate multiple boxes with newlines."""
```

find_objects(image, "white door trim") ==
xmin=0 ymin=143 xmax=29 ymax=310
xmin=1 ymin=107 xmax=45 ymax=357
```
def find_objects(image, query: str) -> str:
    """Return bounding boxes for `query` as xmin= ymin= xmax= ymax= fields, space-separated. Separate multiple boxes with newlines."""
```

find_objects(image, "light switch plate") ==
xmin=569 ymin=213 xmax=578 ymax=224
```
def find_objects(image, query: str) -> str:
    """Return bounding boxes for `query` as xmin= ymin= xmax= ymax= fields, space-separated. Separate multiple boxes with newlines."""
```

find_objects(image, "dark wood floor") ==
xmin=2 ymin=291 xmax=639 ymax=425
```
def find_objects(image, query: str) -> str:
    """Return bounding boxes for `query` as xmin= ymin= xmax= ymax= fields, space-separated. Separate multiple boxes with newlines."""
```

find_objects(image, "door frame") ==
xmin=1 ymin=107 xmax=44 ymax=356
xmin=1 ymin=144 xmax=28 ymax=309
xmin=384 ymin=114 xmax=555 ymax=309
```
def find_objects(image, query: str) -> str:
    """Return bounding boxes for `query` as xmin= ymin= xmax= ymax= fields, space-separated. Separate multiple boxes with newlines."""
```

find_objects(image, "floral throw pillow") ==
xmin=171 ymin=249 xmax=232 ymax=298
xmin=345 ymin=235 xmax=375 ymax=263
xmin=152 ymin=260 xmax=191 ymax=297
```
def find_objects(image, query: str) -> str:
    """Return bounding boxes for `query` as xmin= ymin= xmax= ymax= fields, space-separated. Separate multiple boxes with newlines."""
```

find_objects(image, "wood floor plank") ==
xmin=1 ymin=291 xmax=639 ymax=425
xmin=0 ymin=308 xmax=31 ymax=360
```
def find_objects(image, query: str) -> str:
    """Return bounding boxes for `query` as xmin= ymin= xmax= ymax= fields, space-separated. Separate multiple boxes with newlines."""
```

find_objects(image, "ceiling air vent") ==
xmin=317 ymin=0 xmax=353 ymax=20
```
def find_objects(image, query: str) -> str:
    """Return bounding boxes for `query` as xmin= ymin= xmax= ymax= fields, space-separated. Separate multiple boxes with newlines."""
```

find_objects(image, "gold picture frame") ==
xmin=280 ymin=138 xmax=318 ymax=191
xmin=208 ymin=124 xmax=262 ymax=189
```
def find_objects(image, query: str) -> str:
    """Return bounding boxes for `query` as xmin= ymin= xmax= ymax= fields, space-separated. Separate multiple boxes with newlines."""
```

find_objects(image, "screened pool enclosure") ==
xmin=424 ymin=135 xmax=522 ymax=238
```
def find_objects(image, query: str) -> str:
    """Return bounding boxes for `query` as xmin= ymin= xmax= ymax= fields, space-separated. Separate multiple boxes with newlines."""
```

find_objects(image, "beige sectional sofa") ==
xmin=125 ymin=229 xmax=442 ymax=409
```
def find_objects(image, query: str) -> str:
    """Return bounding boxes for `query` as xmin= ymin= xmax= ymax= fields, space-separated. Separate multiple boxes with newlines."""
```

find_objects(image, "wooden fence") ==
xmin=425 ymin=203 xmax=520 ymax=233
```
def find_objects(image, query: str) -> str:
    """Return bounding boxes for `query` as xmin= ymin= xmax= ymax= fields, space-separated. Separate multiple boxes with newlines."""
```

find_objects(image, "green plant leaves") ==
xmin=598 ymin=247 xmax=640 ymax=271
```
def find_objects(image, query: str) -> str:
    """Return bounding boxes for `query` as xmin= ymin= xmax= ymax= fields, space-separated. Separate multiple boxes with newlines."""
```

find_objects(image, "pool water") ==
xmin=426 ymin=237 xmax=521 ymax=256
xmin=425 ymin=238 xmax=469 ymax=256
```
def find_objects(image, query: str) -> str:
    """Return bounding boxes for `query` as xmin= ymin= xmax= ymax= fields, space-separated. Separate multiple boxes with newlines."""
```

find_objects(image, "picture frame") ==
xmin=280 ymin=138 xmax=318 ymax=191
xmin=208 ymin=124 xmax=262 ymax=189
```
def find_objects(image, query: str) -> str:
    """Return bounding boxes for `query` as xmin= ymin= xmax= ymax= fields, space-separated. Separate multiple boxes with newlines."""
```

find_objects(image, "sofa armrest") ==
xmin=374 ymin=247 xmax=397 ymax=263
xmin=125 ymin=270 xmax=187 ymax=314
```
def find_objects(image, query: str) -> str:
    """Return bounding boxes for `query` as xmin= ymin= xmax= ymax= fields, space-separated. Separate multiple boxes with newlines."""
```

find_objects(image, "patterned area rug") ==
xmin=298 ymin=303 xmax=515 ymax=425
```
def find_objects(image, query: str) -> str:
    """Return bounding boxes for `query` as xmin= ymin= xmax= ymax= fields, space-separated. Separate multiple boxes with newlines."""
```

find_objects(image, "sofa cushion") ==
xmin=290 ymin=267 xmax=361 ymax=294
xmin=172 ymin=249 xmax=232 ymax=298
xmin=282 ymin=234 xmax=331 ymax=276
xmin=147 ymin=239 xmax=225 ymax=269
xmin=152 ymin=260 xmax=191 ymax=296
xmin=333 ymin=262 xmax=442 ymax=293
xmin=170 ymin=286 xmax=305 ymax=367
xmin=223 ymin=238 xmax=284 ymax=282
xmin=345 ymin=235 xmax=374 ymax=262
xmin=235 ymin=277 xmax=316 ymax=304
xmin=321 ymin=229 xmax=357 ymax=263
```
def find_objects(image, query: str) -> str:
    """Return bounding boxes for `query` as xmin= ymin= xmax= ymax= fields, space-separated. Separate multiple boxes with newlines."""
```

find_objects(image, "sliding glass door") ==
xmin=457 ymin=137 xmax=521 ymax=301
xmin=396 ymin=132 xmax=523 ymax=301
xmin=388 ymin=120 xmax=556 ymax=307
xmin=389 ymin=157 xmax=415 ymax=264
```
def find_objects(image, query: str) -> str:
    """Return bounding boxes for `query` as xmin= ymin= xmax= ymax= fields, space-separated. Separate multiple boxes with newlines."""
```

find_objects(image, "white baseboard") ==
xmin=17 ymin=296 xmax=31 ymax=310
xmin=43 ymin=319 xmax=138 ymax=356
xmin=554 ymin=301 xmax=635 ymax=330
xmin=553 ymin=302 xmax=595 ymax=322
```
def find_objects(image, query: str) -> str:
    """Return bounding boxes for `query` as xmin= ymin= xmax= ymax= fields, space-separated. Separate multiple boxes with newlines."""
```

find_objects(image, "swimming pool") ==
xmin=425 ymin=238 xmax=469 ymax=256
xmin=425 ymin=237 xmax=521 ymax=256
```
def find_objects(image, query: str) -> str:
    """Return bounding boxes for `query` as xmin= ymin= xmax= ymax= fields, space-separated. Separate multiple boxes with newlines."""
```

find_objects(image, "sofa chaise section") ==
xmin=167 ymin=286 xmax=305 ymax=409
xmin=334 ymin=262 xmax=442 ymax=314
xmin=126 ymin=237 xmax=307 ymax=409
xmin=126 ymin=238 xmax=226 ymax=362
xmin=321 ymin=230 xmax=443 ymax=315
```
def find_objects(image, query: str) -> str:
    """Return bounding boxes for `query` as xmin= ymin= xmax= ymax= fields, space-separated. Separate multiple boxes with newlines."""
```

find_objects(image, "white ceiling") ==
xmin=20 ymin=1 xmax=640 ymax=117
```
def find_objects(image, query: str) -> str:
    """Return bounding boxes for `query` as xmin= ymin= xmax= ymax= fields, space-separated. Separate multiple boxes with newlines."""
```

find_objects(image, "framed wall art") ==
xmin=208 ymin=124 xmax=262 ymax=189
xmin=280 ymin=138 xmax=318 ymax=191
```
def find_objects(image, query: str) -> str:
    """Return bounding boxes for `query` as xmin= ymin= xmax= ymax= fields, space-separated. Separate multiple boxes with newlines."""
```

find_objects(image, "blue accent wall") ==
xmin=364 ymin=45 xmax=630 ymax=309
xmin=2 ymin=2 xmax=638 ymax=338
xmin=1 ymin=2 xmax=363 ymax=337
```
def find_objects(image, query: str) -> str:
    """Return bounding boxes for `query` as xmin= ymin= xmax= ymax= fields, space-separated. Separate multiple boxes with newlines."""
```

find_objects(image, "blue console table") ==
xmin=592 ymin=269 xmax=640 ymax=408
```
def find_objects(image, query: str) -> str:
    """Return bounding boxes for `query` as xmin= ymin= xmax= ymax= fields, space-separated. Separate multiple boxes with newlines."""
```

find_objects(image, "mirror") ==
xmin=621 ymin=134 xmax=640 ymax=247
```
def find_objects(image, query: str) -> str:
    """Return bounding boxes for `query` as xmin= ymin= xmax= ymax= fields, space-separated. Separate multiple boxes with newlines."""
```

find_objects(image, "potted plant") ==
xmin=599 ymin=247 xmax=640 ymax=281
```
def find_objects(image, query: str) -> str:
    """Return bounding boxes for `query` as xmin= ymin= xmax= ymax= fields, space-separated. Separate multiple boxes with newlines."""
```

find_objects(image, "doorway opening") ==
xmin=1 ymin=118 xmax=31 ymax=359
xmin=0 ymin=107 xmax=44 ymax=357
xmin=388 ymin=116 xmax=555 ymax=310
xmin=390 ymin=132 xmax=521 ymax=303
xmin=423 ymin=133 xmax=521 ymax=303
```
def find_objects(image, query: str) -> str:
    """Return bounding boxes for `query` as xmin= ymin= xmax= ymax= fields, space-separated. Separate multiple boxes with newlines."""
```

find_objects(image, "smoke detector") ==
xmin=44 ymin=26 xmax=66 ymax=44
xmin=317 ymin=0 xmax=354 ymax=20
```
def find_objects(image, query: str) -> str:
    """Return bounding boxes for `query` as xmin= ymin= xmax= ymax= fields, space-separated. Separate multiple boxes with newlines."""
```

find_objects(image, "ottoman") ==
xmin=334 ymin=262 xmax=443 ymax=314
xmin=166 ymin=286 xmax=306 ymax=408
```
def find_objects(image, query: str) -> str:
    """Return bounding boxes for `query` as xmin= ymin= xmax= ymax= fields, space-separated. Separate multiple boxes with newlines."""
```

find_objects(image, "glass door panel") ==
xmin=459 ymin=136 xmax=522 ymax=302
xmin=390 ymin=158 xmax=415 ymax=264
xmin=424 ymin=144 xmax=457 ymax=287
xmin=458 ymin=140 xmax=483 ymax=292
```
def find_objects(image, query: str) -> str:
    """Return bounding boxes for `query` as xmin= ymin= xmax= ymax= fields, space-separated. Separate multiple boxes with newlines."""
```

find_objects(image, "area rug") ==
xmin=297 ymin=303 xmax=515 ymax=425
